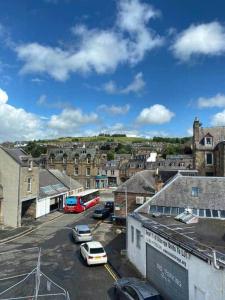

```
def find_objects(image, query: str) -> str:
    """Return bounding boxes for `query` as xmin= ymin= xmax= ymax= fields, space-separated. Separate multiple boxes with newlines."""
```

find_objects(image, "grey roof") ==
xmin=198 ymin=126 xmax=225 ymax=148
xmin=48 ymin=169 xmax=83 ymax=190
xmin=1 ymin=147 xmax=37 ymax=167
xmin=39 ymin=169 xmax=68 ymax=198
xmin=48 ymin=147 xmax=97 ymax=160
xmin=140 ymin=174 xmax=225 ymax=211
xmin=115 ymin=170 xmax=156 ymax=194
xmin=131 ymin=212 xmax=225 ymax=265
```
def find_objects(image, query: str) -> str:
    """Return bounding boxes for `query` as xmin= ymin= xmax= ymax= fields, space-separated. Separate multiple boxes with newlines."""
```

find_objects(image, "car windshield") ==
xmin=94 ymin=209 xmax=103 ymax=214
xmin=79 ymin=230 xmax=91 ymax=234
xmin=90 ymin=247 xmax=104 ymax=254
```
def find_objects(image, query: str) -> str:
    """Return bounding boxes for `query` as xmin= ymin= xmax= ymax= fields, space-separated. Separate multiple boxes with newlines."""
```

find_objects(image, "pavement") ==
xmin=0 ymin=210 xmax=64 ymax=243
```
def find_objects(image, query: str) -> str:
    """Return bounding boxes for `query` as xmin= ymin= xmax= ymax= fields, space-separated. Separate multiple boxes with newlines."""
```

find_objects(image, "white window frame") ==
xmin=86 ymin=179 xmax=90 ymax=189
xmin=204 ymin=136 xmax=213 ymax=146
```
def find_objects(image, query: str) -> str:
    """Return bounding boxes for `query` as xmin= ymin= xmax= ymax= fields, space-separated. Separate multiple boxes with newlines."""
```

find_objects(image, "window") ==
xmin=122 ymin=286 xmax=139 ymax=300
xmin=171 ymin=207 xmax=179 ymax=215
xmin=164 ymin=207 xmax=171 ymax=214
xmin=192 ymin=187 xmax=200 ymax=197
xmin=86 ymin=167 xmax=91 ymax=176
xmin=178 ymin=207 xmax=185 ymax=214
xmin=150 ymin=205 xmax=157 ymax=213
xmin=131 ymin=226 xmax=134 ymax=243
xmin=205 ymin=209 xmax=211 ymax=217
xmin=136 ymin=229 xmax=141 ymax=249
xmin=63 ymin=156 xmax=67 ymax=164
xmin=157 ymin=206 xmax=163 ymax=213
xmin=206 ymin=153 xmax=213 ymax=165
xmin=74 ymin=155 xmax=79 ymax=164
xmin=111 ymin=170 xmax=115 ymax=175
xmin=87 ymin=155 xmax=91 ymax=164
xmin=199 ymin=209 xmax=205 ymax=217
xmin=86 ymin=179 xmax=90 ymax=189
xmin=192 ymin=208 xmax=198 ymax=215
xmin=212 ymin=210 xmax=219 ymax=218
xmin=27 ymin=177 xmax=32 ymax=192
xmin=74 ymin=167 xmax=78 ymax=176
xmin=220 ymin=210 xmax=225 ymax=218
xmin=205 ymin=137 xmax=213 ymax=145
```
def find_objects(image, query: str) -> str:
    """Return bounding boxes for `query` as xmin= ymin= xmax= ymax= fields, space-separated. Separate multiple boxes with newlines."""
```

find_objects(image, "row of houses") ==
xmin=0 ymin=147 xmax=83 ymax=227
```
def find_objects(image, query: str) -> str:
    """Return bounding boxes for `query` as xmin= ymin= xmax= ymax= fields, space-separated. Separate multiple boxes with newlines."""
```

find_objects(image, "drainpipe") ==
xmin=212 ymin=249 xmax=220 ymax=270
xmin=17 ymin=165 xmax=21 ymax=227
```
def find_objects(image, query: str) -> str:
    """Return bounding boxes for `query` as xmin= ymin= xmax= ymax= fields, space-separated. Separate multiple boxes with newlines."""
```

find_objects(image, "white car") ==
xmin=80 ymin=241 xmax=107 ymax=266
xmin=72 ymin=225 xmax=92 ymax=243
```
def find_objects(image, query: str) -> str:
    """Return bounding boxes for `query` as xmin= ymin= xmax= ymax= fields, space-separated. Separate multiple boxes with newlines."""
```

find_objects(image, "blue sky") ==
xmin=1 ymin=0 xmax=225 ymax=141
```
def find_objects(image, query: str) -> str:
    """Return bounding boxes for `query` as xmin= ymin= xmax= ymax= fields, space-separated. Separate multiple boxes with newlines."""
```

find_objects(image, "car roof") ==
xmin=86 ymin=241 xmax=103 ymax=248
xmin=75 ymin=224 xmax=90 ymax=230
xmin=116 ymin=277 xmax=159 ymax=297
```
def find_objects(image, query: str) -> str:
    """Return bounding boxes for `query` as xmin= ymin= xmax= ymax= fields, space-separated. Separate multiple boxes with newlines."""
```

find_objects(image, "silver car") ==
xmin=72 ymin=225 xmax=92 ymax=242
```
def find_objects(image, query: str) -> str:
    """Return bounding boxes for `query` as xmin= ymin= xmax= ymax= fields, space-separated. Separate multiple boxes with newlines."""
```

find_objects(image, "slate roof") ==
xmin=48 ymin=169 xmax=83 ymax=190
xmin=48 ymin=148 xmax=97 ymax=160
xmin=1 ymin=147 xmax=37 ymax=167
xmin=139 ymin=174 xmax=225 ymax=212
xmin=39 ymin=169 xmax=68 ymax=198
xmin=115 ymin=170 xmax=156 ymax=194
xmin=197 ymin=126 xmax=225 ymax=149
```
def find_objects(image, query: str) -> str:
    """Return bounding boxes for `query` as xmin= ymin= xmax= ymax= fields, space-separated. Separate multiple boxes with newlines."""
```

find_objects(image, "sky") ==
xmin=1 ymin=0 xmax=225 ymax=142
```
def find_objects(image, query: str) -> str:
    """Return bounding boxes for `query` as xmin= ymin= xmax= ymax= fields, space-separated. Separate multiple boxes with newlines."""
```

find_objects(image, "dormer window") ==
xmin=74 ymin=154 xmax=79 ymax=164
xmin=87 ymin=154 xmax=91 ymax=164
xmin=204 ymin=135 xmax=213 ymax=146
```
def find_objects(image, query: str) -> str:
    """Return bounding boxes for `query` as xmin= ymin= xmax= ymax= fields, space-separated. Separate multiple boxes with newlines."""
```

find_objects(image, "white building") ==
xmin=127 ymin=174 xmax=225 ymax=300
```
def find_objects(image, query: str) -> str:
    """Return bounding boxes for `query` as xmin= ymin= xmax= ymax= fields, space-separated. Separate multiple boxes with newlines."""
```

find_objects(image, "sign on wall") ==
xmin=145 ymin=229 xmax=190 ymax=269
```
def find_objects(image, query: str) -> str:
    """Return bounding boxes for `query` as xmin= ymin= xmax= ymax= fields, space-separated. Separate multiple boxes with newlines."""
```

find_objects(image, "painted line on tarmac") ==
xmin=104 ymin=263 xmax=118 ymax=281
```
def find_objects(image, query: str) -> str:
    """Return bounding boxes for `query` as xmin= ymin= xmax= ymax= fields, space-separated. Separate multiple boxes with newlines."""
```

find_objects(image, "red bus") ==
xmin=64 ymin=189 xmax=100 ymax=213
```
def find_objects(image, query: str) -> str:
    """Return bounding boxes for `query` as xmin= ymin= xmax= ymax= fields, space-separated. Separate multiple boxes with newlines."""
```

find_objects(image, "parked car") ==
xmin=80 ymin=241 xmax=107 ymax=266
xmin=113 ymin=277 xmax=162 ymax=300
xmin=104 ymin=201 xmax=114 ymax=212
xmin=72 ymin=225 xmax=92 ymax=242
xmin=93 ymin=206 xmax=111 ymax=219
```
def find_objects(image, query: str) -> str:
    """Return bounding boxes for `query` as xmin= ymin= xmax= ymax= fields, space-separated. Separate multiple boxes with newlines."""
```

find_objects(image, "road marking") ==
xmin=104 ymin=263 xmax=118 ymax=281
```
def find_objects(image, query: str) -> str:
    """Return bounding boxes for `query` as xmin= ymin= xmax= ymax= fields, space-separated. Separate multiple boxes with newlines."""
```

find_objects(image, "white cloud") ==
xmin=187 ymin=127 xmax=193 ymax=136
xmin=16 ymin=0 xmax=163 ymax=81
xmin=0 ymin=88 xmax=44 ymax=141
xmin=136 ymin=104 xmax=175 ymax=124
xmin=197 ymin=94 xmax=225 ymax=108
xmin=103 ymin=72 xmax=145 ymax=94
xmin=98 ymin=104 xmax=130 ymax=115
xmin=211 ymin=110 xmax=225 ymax=126
xmin=37 ymin=94 xmax=47 ymax=105
xmin=48 ymin=108 xmax=99 ymax=133
xmin=172 ymin=22 xmax=225 ymax=61
xmin=0 ymin=88 xmax=8 ymax=104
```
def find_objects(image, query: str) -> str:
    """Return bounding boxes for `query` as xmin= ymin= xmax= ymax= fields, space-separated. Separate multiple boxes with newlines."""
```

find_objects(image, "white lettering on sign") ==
xmin=145 ymin=229 xmax=190 ymax=269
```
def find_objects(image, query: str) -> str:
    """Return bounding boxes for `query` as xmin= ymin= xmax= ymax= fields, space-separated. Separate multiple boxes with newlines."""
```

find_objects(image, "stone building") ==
xmin=0 ymin=147 xmax=39 ymax=227
xmin=193 ymin=117 xmax=225 ymax=176
xmin=147 ymin=154 xmax=193 ymax=170
xmin=47 ymin=147 xmax=107 ymax=189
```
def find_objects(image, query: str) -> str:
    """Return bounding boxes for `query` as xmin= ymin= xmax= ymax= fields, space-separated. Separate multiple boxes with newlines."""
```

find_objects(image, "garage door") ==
xmin=146 ymin=244 xmax=189 ymax=300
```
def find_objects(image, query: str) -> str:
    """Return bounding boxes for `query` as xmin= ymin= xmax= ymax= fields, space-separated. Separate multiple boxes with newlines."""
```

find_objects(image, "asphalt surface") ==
xmin=0 ymin=205 xmax=116 ymax=300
